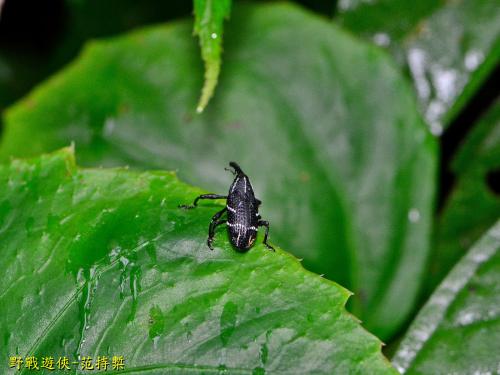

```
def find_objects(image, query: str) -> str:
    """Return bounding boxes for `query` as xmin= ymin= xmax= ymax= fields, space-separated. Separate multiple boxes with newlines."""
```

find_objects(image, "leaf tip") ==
xmin=196 ymin=61 xmax=220 ymax=114
xmin=58 ymin=145 xmax=77 ymax=173
xmin=68 ymin=141 xmax=76 ymax=154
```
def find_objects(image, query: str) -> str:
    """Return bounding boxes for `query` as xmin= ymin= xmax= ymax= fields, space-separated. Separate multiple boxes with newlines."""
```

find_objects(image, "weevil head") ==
xmin=229 ymin=161 xmax=244 ymax=176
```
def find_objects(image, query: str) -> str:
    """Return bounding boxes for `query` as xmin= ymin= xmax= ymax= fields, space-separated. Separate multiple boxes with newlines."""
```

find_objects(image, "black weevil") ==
xmin=179 ymin=162 xmax=274 ymax=252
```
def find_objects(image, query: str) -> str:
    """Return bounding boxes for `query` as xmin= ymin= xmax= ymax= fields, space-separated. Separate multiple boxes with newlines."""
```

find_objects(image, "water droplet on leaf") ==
xmin=408 ymin=208 xmax=421 ymax=223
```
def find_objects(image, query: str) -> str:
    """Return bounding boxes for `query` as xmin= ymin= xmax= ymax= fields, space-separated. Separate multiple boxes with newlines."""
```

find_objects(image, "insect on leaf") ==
xmin=0 ymin=3 xmax=437 ymax=340
xmin=0 ymin=148 xmax=397 ymax=374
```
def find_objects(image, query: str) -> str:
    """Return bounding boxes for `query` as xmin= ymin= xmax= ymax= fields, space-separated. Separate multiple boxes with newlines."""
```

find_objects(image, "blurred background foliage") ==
xmin=0 ymin=0 xmax=498 ymax=364
xmin=0 ymin=0 xmax=192 ymax=108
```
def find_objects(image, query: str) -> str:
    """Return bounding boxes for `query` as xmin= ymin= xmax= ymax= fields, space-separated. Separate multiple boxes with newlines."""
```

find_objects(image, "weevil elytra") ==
xmin=179 ymin=162 xmax=274 ymax=252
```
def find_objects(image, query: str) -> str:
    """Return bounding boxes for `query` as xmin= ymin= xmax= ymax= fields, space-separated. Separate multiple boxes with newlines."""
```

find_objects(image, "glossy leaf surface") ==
xmin=193 ymin=0 xmax=231 ymax=112
xmin=0 ymin=149 xmax=396 ymax=374
xmin=337 ymin=0 xmax=500 ymax=134
xmin=428 ymin=100 xmax=500 ymax=292
xmin=393 ymin=220 xmax=500 ymax=374
xmin=0 ymin=3 xmax=437 ymax=339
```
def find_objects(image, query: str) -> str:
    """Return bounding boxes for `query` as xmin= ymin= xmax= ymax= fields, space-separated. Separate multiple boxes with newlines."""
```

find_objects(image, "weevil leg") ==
xmin=207 ymin=208 xmax=227 ymax=250
xmin=258 ymin=220 xmax=275 ymax=251
xmin=207 ymin=220 xmax=227 ymax=250
xmin=179 ymin=194 xmax=227 ymax=209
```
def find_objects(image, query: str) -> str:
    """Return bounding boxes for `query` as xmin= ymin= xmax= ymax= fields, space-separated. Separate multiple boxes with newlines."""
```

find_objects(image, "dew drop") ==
xmin=455 ymin=310 xmax=477 ymax=326
xmin=429 ymin=122 xmax=443 ymax=137
xmin=127 ymin=264 xmax=142 ymax=322
xmin=408 ymin=208 xmax=421 ymax=223
xmin=120 ymin=256 xmax=130 ymax=267
xmin=338 ymin=0 xmax=355 ymax=11
xmin=373 ymin=32 xmax=391 ymax=47
xmin=211 ymin=33 xmax=218 ymax=39
xmin=407 ymin=48 xmax=430 ymax=101
xmin=472 ymin=251 xmax=488 ymax=263
xmin=74 ymin=265 xmax=98 ymax=360
xmin=152 ymin=335 xmax=160 ymax=350
xmin=432 ymin=67 xmax=458 ymax=102
xmin=464 ymin=50 xmax=484 ymax=71
xmin=103 ymin=118 xmax=116 ymax=136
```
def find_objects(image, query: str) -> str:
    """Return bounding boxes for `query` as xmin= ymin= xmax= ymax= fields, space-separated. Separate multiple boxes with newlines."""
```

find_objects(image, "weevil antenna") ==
xmin=224 ymin=167 xmax=236 ymax=175
xmin=224 ymin=167 xmax=236 ymax=176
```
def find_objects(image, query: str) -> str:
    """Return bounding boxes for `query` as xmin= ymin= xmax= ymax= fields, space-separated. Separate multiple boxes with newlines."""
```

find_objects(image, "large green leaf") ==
xmin=0 ymin=149 xmax=396 ymax=374
xmin=0 ymin=2 xmax=437 ymax=339
xmin=336 ymin=0 xmax=500 ymax=134
xmin=393 ymin=220 xmax=500 ymax=374
xmin=428 ymin=100 xmax=500 ymax=292
xmin=193 ymin=0 xmax=232 ymax=113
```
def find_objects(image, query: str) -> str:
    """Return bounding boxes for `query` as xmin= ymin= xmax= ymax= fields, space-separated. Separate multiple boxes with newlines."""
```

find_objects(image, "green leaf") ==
xmin=393 ymin=220 xmax=500 ymax=374
xmin=0 ymin=2 xmax=437 ymax=340
xmin=336 ymin=0 xmax=500 ymax=134
xmin=0 ymin=149 xmax=396 ymax=374
xmin=428 ymin=100 xmax=500 ymax=292
xmin=193 ymin=0 xmax=231 ymax=113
